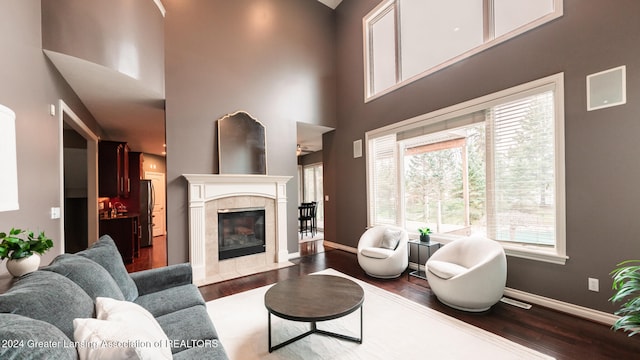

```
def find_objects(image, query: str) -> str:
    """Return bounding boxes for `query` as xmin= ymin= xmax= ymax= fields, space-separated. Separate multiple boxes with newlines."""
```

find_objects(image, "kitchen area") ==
xmin=96 ymin=140 xmax=166 ymax=268
xmin=40 ymin=0 xmax=168 ymax=271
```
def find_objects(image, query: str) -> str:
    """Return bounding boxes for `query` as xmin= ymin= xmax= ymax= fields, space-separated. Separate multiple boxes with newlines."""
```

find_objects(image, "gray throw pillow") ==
xmin=0 ymin=313 xmax=78 ymax=359
xmin=43 ymin=253 xmax=125 ymax=301
xmin=77 ymin=235 xmax=139 ymax=301
xmin=0 ymin=271 xmax=94 ymax=340
xmin=379 ymin=228 xmax=402 ymax=250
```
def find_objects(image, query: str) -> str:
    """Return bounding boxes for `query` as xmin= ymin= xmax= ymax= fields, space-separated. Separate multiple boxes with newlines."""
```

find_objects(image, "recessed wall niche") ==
xmin=217 ymin=111 xmax=267 ymax=174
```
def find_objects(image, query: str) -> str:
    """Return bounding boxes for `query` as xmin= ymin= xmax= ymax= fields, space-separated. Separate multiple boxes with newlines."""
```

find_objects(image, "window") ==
xmin=399 ymin=0 xmax=483 ymax=81
xmin=366 ymin=73 xmax=566 ymax=264
xmin=369 ymin=3 xmax=397 ymax=95
xmin=364 ymin=0 xmax=563 ymax=100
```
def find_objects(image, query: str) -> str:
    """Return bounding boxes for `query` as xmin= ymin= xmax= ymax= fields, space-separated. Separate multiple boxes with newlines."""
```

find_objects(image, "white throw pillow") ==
xmin=379 ymin=228 xmax=402 ymax=250
xmin=95 ymin=297 xmax=166 ymax=337
xmin=73 ymin=297 xmax=172 ymax=360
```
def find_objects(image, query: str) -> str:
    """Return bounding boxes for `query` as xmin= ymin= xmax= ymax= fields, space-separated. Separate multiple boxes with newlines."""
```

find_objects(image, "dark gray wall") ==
xmin=0 ymin=0 xmax=100 ymax=272
xmin=298 ymin=150 xmax=323 ymax=166
xmin=164 ymin=0 xmax=336 ymax=264
xmin=330 ymin=0 xmax=640 ymax=312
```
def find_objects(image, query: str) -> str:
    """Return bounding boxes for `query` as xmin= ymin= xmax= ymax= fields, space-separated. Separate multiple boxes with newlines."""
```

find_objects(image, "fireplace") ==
xmin=218 ymin=208 xmax=266 ymax=260
xmin=183 ymin=174 xmax=292 ymax=285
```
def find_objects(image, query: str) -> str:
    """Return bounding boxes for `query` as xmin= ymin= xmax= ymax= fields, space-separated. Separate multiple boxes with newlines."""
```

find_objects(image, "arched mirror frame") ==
xmin=217 ymin=111 xmax=267 ymax=175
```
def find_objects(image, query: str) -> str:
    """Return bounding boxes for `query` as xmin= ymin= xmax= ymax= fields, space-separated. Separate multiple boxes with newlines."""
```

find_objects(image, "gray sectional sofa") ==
xmin=0 ymin=235 xmax=228 ymax=359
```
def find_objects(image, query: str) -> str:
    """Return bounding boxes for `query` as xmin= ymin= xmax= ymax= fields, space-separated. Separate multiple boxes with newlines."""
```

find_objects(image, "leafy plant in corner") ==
xmin=610 ymin=260 xmax=640 ymax=336
xmin=0 ymin=228 xmax=53 ymax=261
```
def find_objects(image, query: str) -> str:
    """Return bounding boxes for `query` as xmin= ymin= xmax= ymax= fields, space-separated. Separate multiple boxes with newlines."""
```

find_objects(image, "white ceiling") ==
xmin=45 ymin=50 xmax=166 ymax=156
xmin=297 ymin=122 xmax=334 ymax=156
xmin=317 ymin=0 xmax=343 ymax=10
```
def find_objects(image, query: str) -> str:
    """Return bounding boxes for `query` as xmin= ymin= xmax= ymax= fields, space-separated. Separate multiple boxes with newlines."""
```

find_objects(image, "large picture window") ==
xmin=366 ymin=74 xmax=566 ymax=264
xmin=364 ymin=0 xmax=563 ymax=101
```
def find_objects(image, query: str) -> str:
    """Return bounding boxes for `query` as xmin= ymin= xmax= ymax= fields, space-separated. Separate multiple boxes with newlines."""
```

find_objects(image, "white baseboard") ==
xmin=323 ymin=240 xmax=357 ymax=254
xmin=503 ymin=287 xmax=618 ymax=326
xmin=288 ymin=251 xmax=301 ymax=260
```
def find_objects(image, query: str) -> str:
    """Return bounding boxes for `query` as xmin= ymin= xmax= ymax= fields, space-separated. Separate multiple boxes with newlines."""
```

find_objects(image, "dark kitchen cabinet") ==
xmin=99 ymin=141 xmax=130 ymax=198
xmin=99 ymin=214 xmax=139 ymax=264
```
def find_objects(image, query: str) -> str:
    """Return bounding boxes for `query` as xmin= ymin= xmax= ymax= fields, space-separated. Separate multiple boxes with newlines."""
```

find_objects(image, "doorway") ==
xmin=145 ymin=171 xmax=166 ymax=237
xmin=58 ymin=100 xmax=99 ymax=252
xmin=63 ymin=125 xmax=88 ymax=252
xmin=302 ymin=162 xmax=324 ymax=231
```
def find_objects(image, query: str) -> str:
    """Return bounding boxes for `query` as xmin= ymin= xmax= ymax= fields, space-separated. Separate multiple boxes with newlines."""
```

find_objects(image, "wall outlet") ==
xmin=588 ymin=277 xmax=599 ymax=292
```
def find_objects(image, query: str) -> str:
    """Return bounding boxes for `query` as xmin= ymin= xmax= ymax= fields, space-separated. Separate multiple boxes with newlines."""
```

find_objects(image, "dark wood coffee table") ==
xmin=264 ymin=274 xmax=364 ymax=352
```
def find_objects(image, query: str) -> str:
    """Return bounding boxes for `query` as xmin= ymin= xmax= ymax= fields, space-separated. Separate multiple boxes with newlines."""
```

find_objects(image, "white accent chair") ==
xmin=426 ymin=235 xmax=507 ymax=312
xmin=357 ymin=226 xmax=409 ymax=279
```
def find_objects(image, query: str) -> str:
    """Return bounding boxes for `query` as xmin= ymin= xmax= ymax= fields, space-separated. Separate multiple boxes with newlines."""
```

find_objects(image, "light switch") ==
xmin=51 ymin=207 xmax=61 ymax=219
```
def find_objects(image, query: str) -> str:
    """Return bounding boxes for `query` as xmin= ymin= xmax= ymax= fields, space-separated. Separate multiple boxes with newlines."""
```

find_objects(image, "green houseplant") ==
xmin=418 ymin=227 xmax=431 ymax=242
xmin=0 ymin=228 xmax=53 ymax=277
xmin=610 ymin=260 xmax=640 ymax=336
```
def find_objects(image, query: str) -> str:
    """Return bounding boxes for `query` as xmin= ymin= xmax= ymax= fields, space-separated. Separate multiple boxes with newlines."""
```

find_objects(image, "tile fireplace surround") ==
xmin=183 ymin=174 xmax=293 ymax=286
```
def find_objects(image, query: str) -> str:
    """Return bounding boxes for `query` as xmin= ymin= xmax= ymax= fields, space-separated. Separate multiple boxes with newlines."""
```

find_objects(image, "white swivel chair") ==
xmin=426 ymin=235 xmax=507 ymax=312
xmin=357 ymin=226 xmax=409 ymax=279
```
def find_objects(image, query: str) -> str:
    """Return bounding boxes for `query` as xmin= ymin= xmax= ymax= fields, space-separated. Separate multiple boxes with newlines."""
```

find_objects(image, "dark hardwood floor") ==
xmin=199 ymin=241 xmax=640 ymax=360
xmin=125 ymin=235 xmax=167 ymax=273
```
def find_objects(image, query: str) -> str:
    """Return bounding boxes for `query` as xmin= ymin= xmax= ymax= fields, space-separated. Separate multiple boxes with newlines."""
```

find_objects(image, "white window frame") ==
xmin=363 ymin=0 xmax=564 ymax=102
xmin=365 ymin=73 xmax=567 ymax=264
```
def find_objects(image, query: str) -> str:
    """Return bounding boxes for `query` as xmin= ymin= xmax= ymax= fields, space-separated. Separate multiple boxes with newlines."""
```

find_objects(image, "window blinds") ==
xmin=486 ymin=91 xmax=556 ymax=245
xmin=369 ymin=134 xmax=398 ymax=225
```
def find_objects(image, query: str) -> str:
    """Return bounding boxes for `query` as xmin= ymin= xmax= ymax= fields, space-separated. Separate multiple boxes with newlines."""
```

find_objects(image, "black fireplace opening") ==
xmin=218 ymin=208 xmax=266 ymax=260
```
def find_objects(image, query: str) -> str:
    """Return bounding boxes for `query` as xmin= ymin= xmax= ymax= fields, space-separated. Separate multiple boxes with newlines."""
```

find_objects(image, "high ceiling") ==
xmin=45 ymin=50 xmax=166 ymax=156
xmin=47 ymin=0 xmax=342 ymax=158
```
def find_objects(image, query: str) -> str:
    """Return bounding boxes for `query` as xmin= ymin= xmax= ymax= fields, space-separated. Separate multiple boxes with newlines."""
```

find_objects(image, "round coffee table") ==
xmin=264 ymin=274 xmax=364 ymax=352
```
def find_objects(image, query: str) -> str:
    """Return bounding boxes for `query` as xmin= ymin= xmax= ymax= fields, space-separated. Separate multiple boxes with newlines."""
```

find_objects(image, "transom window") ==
xmin=364 ymin=0 xmax=563 ymax=100
xmin=366 ymin=73 xmax=566 ymax=264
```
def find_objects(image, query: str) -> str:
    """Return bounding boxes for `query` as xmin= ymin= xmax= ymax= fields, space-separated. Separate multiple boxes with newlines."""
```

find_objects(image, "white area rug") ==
xmin=206 ymin=269 xmax=554 ymax=360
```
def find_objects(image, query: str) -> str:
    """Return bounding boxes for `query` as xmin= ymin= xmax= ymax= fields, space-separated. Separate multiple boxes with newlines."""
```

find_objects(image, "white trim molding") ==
xmin=183 ymin=174 xmax=292 ymax=284
xmin=504 ymin=288 xmax=618 ymax=326
xmin=323 ymin=240 xmax=357 ymax=254
xmin=153 ymin=0 xmax=166 ymax=17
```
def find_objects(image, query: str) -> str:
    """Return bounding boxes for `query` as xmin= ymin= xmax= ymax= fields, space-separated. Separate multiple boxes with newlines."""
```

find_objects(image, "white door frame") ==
xmin=58 ymin=100 xmax=99 ymax=251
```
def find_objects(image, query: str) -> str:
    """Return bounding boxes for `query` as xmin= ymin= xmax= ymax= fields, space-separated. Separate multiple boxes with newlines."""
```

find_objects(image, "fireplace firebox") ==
xmin=218 ymin=208 xmax=266 ymax=260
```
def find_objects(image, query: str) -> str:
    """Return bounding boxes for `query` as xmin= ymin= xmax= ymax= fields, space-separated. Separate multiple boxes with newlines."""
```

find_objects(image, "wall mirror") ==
xmin=217 ymin=111 xmax=267 ymax=175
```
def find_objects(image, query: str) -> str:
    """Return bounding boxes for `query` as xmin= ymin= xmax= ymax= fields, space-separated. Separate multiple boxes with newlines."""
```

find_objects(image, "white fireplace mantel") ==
xmin=183 ymin=174 xmax=292 ymax=283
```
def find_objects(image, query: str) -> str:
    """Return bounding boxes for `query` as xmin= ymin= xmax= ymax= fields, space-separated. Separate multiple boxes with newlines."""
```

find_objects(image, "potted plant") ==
xmin=0 ymin=228 xmax=53 ymax=277
xmin=418 ymin=227 xmax=431 ymax=243
xmin=610 ymin=260 xmax=640 ymax=336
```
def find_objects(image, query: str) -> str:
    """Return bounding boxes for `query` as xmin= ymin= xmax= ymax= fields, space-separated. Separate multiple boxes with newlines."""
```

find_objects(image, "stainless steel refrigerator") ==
xmin=140 ymin=179 xmax=154 ymax=247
